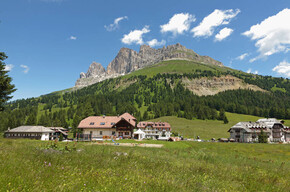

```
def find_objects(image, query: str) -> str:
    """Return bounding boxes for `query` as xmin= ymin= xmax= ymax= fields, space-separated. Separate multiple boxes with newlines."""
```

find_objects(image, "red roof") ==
xmin=137 ymin=121 xmax=171 ymax=129
xmin=78 ymin=113 xmax=136 ymax=129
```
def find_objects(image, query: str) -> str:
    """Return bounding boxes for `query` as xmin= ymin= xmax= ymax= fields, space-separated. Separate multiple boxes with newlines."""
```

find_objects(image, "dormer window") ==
xmin=111 ymin=122 xmax=115 ymax=125
xmin=100 ymin=122 xmax=105 ymax=125
xmin=90 ymin=122 xmax=94 ymax=125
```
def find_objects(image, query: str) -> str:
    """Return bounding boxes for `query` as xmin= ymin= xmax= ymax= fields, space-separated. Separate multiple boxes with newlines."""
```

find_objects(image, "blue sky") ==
xmin=0 ymin=0 xmax=289 ymax=100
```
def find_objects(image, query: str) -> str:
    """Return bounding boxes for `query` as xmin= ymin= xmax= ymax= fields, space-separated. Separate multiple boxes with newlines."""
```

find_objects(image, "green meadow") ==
xmin=0 ymin=138 xmax=289 ymax=191
xmin=149 ymin=112 xmax=290 ymax=140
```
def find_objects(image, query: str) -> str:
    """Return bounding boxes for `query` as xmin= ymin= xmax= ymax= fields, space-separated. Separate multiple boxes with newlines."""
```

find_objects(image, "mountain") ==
xmin=75 ymin=43 xmax=223 ymax=87
xmin=2 ymin=46 xmax=290 ymax=134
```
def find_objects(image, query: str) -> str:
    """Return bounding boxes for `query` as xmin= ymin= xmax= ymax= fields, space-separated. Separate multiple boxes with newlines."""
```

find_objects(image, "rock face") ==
xmin=182 ymin=75 xmax=267 ymax=96
xmin=75 ymin=43 xmax=223 ymax=87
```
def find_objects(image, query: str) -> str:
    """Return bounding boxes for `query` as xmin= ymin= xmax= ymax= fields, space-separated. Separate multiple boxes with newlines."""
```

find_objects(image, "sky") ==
xmin=0 ymin=0 xmax=289 ymax=100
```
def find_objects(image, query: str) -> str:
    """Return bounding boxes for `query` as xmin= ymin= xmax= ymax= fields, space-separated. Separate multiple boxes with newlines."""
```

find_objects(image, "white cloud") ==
xmin=215 ymin=27 xmax=233 ymax=41
xmin=191 ymin=9 xmax=240 ymax=37
xmin=272 ymin=60 xmax=290 ymax=77
xmin=20 ymin=65 xmax=29 ymax=74
xmin=236 ymin=53 xmax=249 ymax=60
xmin=243 ymin=8 xmax=290 ymax=58
xmin=160 ymin=13 xmax=195 ymax=35
xmin=147 ymin=39 xmax=166 ymax=47
xmin=69 ymin=36 xmax=77 ymax=40
xmin=105 ymin=16 xmax=128 ymax=31
xmin=4 ymin=64 xmax=14 ymax=71
xmin=247 ymin=68 xmax=258 ymax=74
xmin=121 ymin=26 xmax=150 ymax=45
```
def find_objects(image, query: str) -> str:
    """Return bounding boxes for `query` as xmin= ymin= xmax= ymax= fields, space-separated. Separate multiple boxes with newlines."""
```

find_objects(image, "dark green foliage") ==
xmin=0 ymin=52 xmax=16 ymax=111
xmin=223 ymin=116 xmax=229 ymax=124
xmin=258 ymin=129 xmax=268 ymax=143
xmin=59 ymin=133 xmax=63 ymax=141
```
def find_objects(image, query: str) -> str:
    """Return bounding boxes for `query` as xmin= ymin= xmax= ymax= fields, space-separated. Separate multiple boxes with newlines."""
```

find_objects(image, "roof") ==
xmin=120 ymin=112 xmax=136 ymax=121
xmin=133 ymin=129 xmax=145 ymax=134
xmin=78 ymin=112 xmax=136 ymax=129
xmin=47 ymin=127 xmax=68 ymax=136
xmin=6 ymin=126 xmax=54 ymax=133
xmin=137 ymin=121 xmax=171 ymax=129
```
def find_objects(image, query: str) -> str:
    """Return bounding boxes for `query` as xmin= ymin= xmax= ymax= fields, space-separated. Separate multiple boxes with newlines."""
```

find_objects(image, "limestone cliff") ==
xmin=75 ymin=43 xmax=223 ymax=87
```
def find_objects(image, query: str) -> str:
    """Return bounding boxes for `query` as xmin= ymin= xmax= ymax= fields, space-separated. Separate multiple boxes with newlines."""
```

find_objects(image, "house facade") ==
xmin=77 ymin=113 xmax=136 ymax=140
xmin=4 ymin=126 xmax=55 ymax=141
xmin=228 ymin=118 xmax=290 ymax=143
xmin=136 ymin=121 xmax=171 ymax=140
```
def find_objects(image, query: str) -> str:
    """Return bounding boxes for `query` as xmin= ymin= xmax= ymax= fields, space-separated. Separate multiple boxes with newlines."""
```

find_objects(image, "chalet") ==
xmin=4 ymin=126 xmax=55 ymax=141
xmin=136 ymin=121 xmax=171 ymax=140
xmin=77 ymin=112 xmax=136 ymax=140
xmin=48 ymin=127 xmax=69 ymax=140
xmin=228 ymin=118 xmax=290 ymax=143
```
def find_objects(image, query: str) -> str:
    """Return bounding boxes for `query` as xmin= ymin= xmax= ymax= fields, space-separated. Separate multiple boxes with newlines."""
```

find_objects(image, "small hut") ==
xmin=133 ymin=129 xmax=145 ymax=140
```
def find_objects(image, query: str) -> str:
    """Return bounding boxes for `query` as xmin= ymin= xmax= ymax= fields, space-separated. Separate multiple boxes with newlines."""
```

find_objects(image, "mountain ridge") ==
xmin=75 ymin=43 xmax=223 ymax=87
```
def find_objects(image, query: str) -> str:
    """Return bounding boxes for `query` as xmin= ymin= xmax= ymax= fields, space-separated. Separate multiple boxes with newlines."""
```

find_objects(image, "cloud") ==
xmin=191 ymin=9 xmax=240 ymax=37
xmin=247 ymin=68 xmax=258 ymax=74
xmin=121 ymin=26 xmax=150 ymax=45
xmin=236 ymin=53 xmax=249 ymax=60
xmin=4 ymin=64 xmax=14 ymax=71
xmin=69 ymin=36 xmax=77 ymax=40
xmin=147 ymin=39 xmax=166 ymax=47
xmin=272 ymin=60 xmax=290 ymax=77
xmin=215 ymin=27 xmax=233 ymax=41
xmin=105 ymin=16 xmax=128 ymax=31
xmin=160 ymin=13 xmax=195 ymax=35
xmin=20 ymin=65 xmax=29 ymax=74
xmin=243 ymin=8 xmax=290 ymax=59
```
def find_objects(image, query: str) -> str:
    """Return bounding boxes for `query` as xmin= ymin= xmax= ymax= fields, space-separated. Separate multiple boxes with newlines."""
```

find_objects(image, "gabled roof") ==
xmin=120 ymin=112 xmax=136 ymax=121
xmin=78 ymin=112 xmax=136 ymax=129
xmin=6 ymin=126 xmax=54 ymax=133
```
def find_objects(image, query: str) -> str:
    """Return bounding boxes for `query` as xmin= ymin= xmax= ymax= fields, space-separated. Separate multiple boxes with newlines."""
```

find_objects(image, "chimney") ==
xmin=7 ymin=127 xmax=10 ymax=132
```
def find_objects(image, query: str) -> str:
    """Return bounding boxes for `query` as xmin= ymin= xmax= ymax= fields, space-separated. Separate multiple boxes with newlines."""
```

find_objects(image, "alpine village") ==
xmin=1 ymin=2 xmax=290 ymax=191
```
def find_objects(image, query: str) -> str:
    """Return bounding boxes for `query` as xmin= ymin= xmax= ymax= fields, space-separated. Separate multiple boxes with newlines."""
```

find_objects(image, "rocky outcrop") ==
xmin=182 ymin=75 xmax=267 ymax=96
xmin=75 ymin=43 xmax=223 ymax=87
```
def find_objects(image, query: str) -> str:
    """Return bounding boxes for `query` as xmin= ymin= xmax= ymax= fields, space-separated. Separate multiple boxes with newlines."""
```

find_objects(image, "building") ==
xmin=136 ymin=121 xmax=171 ymax=140
xmin=48 ymin=127 xmax=68 ymax=140
xmin=228 ymin=118 xmax=290 ymax=143
xmin=4 ymin=126 xmax=55 ymax=141
xmin=77 ymin=112 xmax=136 ymax=140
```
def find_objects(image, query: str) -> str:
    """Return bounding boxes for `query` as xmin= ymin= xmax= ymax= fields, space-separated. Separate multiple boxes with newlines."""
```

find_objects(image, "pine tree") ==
xmin=0 ymin=52 xmax=16 ymax=111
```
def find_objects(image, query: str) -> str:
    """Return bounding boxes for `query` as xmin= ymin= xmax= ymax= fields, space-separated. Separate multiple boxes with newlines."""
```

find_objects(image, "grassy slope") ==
xmin=0 ymin=138 xmax=289 ymax=191
xmin=124 ymin=60 xmax=240 ymax=78
xmin=149 ymin=112 xmax=290 ymax=140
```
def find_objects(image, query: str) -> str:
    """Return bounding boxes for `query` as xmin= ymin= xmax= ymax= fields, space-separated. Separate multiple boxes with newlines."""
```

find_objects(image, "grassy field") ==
xmin=0 ymin=138 xmax=289 ymax=191
xmin=124 ymin=60 xmax=240 ymax=78
xmin=148 ymin=112 xmax=290 ymax=140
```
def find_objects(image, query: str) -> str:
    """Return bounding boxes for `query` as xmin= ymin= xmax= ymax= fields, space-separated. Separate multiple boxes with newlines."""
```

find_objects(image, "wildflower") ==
xmin=62 ymin=167 xmax=64 ymax=170
xmin=144 ymin=181 xmax=146 ymax=184
xmin=84 ymin=184 xmax=86 ymax=186
xmin=125 ymin=178 xmax=127 ymax=180
xmin=48 ymin=162 xmax=51 ymax=166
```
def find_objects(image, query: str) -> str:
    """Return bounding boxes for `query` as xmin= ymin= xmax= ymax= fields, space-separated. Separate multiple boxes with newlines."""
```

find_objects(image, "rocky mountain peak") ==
xmin=75 ymin=43 xmax=224 ymax=87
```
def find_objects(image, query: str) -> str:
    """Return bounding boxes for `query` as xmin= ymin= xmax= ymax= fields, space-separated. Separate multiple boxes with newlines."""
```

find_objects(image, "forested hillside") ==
xmin=1 ymin=60 xmax=290 ymax=134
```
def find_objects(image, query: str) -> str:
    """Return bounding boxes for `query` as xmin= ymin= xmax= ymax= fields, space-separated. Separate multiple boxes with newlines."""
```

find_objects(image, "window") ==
xmin=125 ymin=132 xmax=130 ymax=135
xmin=100 ymin=122 xmax=105 ymax=125
xmin=112 ymin=131 xmax=115 ymax=135
xmin=111 ymin=122 xmax=115 ymax=125
xmin=90 ymin=122 xmax=94 ymax=125
xmin=100 ymin=131 xmax=103 ymax=135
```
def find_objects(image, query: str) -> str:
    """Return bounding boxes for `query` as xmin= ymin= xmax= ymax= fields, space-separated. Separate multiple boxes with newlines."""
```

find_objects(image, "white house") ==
xmin=4 ymin=126 xmax=55 ymax=141
xmin=228 ymin=118 xmax=290 ymax=143
xmin=136 ymin=121 xmax=171 ymax=140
